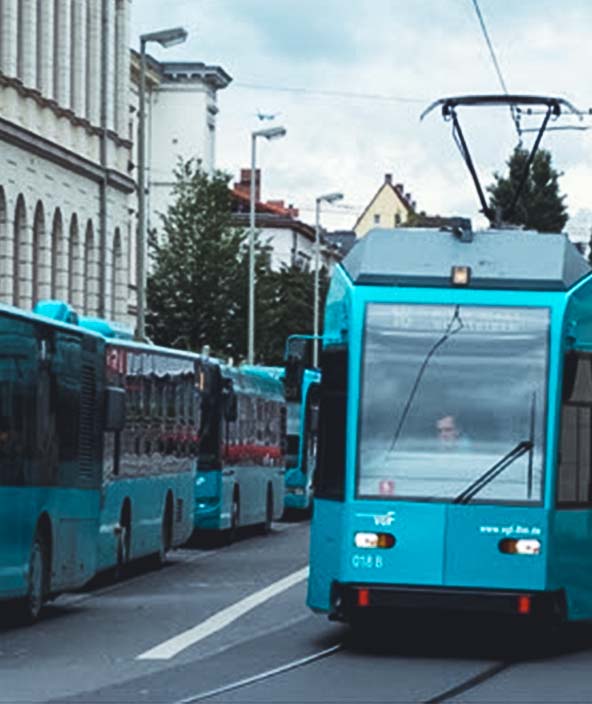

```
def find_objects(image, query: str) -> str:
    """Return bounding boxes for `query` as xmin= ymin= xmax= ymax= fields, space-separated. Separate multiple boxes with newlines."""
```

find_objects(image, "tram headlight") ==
xmin=354 ymin=532 xmax=396 ymax=549
xmin=499 ymin=538 xmax=541 ymax=555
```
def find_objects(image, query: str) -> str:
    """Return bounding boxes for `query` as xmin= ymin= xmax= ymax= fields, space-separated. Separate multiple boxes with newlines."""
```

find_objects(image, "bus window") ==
xmin=315 ymin=347 xmax=347 ymax=500
xmin=558 ymin=352 xmax=592 ymax=505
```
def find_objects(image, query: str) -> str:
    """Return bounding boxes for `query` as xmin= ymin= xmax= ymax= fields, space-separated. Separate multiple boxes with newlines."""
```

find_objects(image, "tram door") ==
xmin=550 ymin=350 xmax=592 ymax=618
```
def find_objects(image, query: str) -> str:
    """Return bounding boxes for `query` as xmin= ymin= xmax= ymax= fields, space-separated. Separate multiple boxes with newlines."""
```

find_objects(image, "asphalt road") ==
xmin=2 ymin=519 xmax=592 ymax=704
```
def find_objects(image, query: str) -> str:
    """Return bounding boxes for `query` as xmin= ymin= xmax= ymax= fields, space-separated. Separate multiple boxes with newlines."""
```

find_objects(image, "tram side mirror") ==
xmin=105 ymin=386 xmax=126 ymax=432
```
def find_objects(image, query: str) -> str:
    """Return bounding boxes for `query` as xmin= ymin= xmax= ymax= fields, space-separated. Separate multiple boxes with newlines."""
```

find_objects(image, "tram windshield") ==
xmin=358 ymin=304 xmax=549 ymax=503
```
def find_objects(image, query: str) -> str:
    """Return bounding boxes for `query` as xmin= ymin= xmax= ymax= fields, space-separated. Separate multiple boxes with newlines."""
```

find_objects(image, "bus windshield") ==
xmin=358 ymin=303 xmax=549 ymax=503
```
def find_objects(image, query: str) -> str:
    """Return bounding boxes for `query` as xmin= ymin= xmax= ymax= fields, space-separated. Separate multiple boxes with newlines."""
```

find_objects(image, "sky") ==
xmin=131 ymin=0 xmax=592 ymax=236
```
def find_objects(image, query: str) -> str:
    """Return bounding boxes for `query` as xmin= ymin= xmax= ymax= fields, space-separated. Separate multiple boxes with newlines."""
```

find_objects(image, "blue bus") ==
xmin=308 ymin=225 xmax=592 ymax=626
xmin=193 ymin=362 xmax=286 ymax=540
xmin=283 ymin=337 xmax=321 ymax=513
xmin=0 ymin=301 xmax=197 ymax=622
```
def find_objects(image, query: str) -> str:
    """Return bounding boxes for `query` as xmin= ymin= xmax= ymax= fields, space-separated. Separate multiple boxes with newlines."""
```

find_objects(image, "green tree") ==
xmin=487 ymin=147 xmax=568 ymax=233
xmin=146 ymin=159 xmax=326 ymax=365
xmin=256 ymin=264 xmax=330 ymax=366
xmin=147 ymin=160 xmax=255 ymax=356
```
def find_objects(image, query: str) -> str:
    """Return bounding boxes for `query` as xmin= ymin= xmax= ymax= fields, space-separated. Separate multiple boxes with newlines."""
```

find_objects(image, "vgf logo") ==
xmin=374 ymin=511 xmax=395 ymax=527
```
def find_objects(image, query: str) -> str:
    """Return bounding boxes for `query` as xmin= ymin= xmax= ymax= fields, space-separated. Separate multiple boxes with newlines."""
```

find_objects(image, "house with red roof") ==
xmin=231 ymin=169 xmax=341 ymax=272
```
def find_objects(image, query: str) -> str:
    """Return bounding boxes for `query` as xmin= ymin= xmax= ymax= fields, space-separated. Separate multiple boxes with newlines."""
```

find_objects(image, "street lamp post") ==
xmin=314 ymin=191 xmax=343 ymax=367
xmin=247 ymin=126 xmax=287 ymax=364
xmin=136 ymin=26 xmax=188 ymax=341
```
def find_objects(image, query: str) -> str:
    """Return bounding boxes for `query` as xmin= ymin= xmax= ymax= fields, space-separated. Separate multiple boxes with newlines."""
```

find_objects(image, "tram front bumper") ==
xmin=330 ymin=583 xmax=566 ymax=623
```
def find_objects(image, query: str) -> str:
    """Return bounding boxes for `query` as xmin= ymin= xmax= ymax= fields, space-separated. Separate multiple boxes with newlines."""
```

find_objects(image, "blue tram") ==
xmin=308 ymin=226 xmax=592 ymax=624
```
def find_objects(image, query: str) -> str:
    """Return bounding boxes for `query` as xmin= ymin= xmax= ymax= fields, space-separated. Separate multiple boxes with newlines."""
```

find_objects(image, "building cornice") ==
xmin=129 ymin=51 xmax=233 ymax=91
xmin=0 ymin=72 xmax=133 ymax=151
xmin=0 ymin=116 xmax=136 ymax=194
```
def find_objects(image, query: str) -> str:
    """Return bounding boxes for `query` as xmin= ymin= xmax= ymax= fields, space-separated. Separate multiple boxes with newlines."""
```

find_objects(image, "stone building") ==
xmin=0 ymin=0 xmax=135 ymax=323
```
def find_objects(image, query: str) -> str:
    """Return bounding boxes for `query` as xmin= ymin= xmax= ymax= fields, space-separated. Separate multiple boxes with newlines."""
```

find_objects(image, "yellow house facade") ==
xmin=354 ymin=173 xmax=415 ymax=238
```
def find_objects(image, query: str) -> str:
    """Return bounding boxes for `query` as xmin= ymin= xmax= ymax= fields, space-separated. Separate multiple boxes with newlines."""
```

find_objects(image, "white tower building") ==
xmin=130 ymin=54 xmax=232 ymax=234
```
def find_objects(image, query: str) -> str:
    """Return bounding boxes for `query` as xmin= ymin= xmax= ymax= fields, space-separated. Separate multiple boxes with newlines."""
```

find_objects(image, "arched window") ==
xmin=32 ymin=201 xmax=49 ymax=305
xmin=111 ymin=228 xmax=126 ymax=320
xmin=50 ymin=209 xmax=66 ymax=300
xmin=13 ymin=195 xmax=30 ymax=309
xmin=69 ymin=215 xmax=84 ymax=309
xmin=0 ymin=188 xmax=9 ymax=305
xmin=84 ymin=220 xmax=99 ymax=315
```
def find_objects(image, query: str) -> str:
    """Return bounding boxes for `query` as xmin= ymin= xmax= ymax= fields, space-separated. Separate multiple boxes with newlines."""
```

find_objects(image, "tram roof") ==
xmin=342 ymin=228 xmax=591 ymax=291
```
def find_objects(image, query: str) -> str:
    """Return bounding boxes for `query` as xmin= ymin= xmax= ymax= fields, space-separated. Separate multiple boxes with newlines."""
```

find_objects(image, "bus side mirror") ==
xmin=105 ymin=386 xmax=126 ymax=432
xmin=284 ymin=355 xmax=303 ymax=402
xmin=223 ymin=384 xmax=238 ymax=422
xmin=309 ymin=406 xmax=319 ymax=434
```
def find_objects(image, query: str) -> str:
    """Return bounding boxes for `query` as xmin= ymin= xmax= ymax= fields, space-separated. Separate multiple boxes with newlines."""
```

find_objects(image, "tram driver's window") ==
xmin=558 ymin=352 xmax=592 ymax=505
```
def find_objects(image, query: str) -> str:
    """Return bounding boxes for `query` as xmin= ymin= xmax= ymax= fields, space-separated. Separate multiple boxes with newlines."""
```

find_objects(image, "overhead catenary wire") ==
xmin=470 ymin=0 xmax=522 ymax=140
xmin=233 ymin=82 xmax=427 ymax=104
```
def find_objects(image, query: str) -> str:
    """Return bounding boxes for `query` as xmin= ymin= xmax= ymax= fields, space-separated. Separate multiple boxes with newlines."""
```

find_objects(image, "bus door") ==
xmin=50 ymin=332 xmax=99 ymax=588
xmin=0 ymin=317 xmax=37 ymax=578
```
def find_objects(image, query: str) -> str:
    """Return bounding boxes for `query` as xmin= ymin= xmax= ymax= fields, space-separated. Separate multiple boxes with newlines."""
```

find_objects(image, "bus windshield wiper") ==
xmin=453 ymin=440 xmax=534 ymax=504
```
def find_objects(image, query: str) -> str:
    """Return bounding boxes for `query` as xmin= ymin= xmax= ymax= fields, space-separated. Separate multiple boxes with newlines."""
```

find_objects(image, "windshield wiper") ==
xmin=388 ymin=305 xmax=464 ymax=454
xmin=453 ymin=440 xmax=534 ymax=504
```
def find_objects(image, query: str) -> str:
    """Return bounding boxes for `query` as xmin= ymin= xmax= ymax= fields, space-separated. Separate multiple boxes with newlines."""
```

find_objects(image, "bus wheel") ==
xmin=156 ymin=497 xmax=174 ymax=566
xmin=116 ymin=516 xmax=131 ymax=578
xmin=260 ymin=488 xmax=273 ymax=535
xmin=20 ymin=534 xmax=47 ymax=624
xmin=226 ymin=493 xmax=240 ymax=545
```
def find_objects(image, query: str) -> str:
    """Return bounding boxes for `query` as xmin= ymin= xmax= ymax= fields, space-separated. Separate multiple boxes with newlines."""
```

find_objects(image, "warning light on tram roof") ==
xmin=451 ymin=266 xmax=471 ymax=286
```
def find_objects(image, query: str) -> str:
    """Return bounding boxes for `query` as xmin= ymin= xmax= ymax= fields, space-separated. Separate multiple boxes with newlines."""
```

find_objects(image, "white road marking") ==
xmin=137 ymin=565 xmax=309 ymax=661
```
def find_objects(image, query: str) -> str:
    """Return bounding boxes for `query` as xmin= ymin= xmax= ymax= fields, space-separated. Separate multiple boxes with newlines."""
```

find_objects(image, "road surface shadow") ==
xmin=341 ymin=611 xmax=592 ymax=662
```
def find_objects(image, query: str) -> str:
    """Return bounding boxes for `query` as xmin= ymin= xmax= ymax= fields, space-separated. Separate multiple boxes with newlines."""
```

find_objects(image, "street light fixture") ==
xmin=136 ymin=26 xmax=188 ymax=341
xmin=314 ymin=191 xmax=343 ymax=367
xmin=247 ymin=126 xmax=287 ymax=364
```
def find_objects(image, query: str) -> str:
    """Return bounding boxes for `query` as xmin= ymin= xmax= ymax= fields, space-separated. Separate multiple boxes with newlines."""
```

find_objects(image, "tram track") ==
xmin=424 ymin=661 xmax=512 ymax=703
xmin=170 ymin=643 xmax=343 ymax=703
xmin=166 ymin=637 xmax=513 ymax=704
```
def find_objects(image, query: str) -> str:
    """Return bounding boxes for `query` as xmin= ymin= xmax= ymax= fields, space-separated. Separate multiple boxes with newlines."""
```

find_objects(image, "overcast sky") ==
xmin=132 ymin=0 xmax=592 ymax=234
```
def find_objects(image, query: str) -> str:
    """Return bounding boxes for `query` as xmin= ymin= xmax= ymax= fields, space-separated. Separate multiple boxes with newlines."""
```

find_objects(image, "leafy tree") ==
xmin=147 ymin=160 xmax=256 ymax=356
xmin=256 ymin=263 xmax=330 ymax=366
xmin=146 ymin=159 xmax=329 ymax=365
xmin=487 ymin=147 xmax=568 ymax=233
